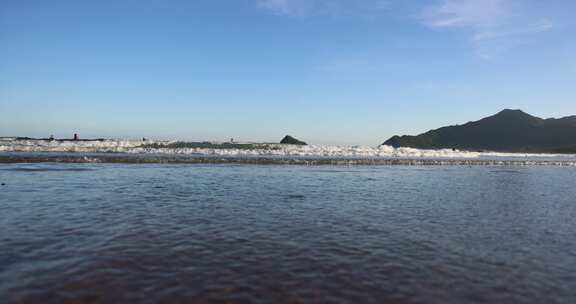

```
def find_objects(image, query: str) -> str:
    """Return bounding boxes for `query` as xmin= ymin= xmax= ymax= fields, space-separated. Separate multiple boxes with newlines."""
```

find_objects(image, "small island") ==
xmin=280 ymin=135 xmax=307 ymax=146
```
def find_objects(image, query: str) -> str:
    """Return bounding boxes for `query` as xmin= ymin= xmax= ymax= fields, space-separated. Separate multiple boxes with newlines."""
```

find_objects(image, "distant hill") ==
xmin=280 ymin=135 xmax=307 ymax=145
xmin=383 ymin=109 xmax=576 ymax=153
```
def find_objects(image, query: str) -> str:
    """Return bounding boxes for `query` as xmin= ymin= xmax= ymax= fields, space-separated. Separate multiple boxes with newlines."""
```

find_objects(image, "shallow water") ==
xmin=1 ymin=163 xmax=576 ymax=303
xmin=2 ymin=151 xmax=576 ymax=166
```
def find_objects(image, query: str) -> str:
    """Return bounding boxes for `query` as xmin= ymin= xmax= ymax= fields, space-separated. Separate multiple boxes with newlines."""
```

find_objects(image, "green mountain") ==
xmin=280 ymin=135 xmax=307 ymax=145
xmin=383 ymin=109 xmax=576 ymax=153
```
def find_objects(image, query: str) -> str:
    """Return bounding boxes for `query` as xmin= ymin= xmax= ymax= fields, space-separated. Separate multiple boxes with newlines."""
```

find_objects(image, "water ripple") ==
xmin=1 ymin=164 xmax=575 ymax=303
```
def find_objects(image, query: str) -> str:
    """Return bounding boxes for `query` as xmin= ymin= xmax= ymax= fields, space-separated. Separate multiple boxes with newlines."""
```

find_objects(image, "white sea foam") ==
xmin=1 ymin=138 xmax=574 ymax=161
xmin=0 ymin=138 xmax=147 ymax=153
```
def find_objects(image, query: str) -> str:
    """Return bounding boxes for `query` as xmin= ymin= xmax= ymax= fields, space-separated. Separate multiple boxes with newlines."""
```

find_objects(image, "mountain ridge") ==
xmin=383 ymin=109 xmax=576 ymax=153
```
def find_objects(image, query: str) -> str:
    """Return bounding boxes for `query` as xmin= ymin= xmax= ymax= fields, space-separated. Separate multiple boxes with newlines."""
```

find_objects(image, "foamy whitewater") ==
xmin=1 ymin=138 xmax=575 ymax=161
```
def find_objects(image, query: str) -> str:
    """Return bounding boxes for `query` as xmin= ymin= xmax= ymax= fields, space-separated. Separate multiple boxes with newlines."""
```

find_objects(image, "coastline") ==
xmin=1 ymin=138 xmax=575 ymax=166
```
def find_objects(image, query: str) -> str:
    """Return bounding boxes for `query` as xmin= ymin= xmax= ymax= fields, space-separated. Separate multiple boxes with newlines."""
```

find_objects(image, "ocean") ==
xmin=1 ymin=163 xmax=575 ymax=303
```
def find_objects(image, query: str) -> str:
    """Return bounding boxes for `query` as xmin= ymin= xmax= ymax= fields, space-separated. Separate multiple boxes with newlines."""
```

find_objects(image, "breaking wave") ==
xmin=1 ymin=138 xmax=575 ymax=165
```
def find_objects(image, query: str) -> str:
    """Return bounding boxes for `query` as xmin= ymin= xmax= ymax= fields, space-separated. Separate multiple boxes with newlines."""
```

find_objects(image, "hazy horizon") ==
xmin=2 ymin=108 xmax=576 ymax=146
xmin=2 ymin=0 xmax=575 ymax=145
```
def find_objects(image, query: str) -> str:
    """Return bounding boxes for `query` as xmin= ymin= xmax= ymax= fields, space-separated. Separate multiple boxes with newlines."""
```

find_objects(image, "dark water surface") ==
xmin=1 ymin=163 xmax=575 ymax=303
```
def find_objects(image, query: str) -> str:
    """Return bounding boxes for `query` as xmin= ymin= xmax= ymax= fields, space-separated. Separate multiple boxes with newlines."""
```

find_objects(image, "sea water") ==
xmin=1 ymin=163 xmax=575 ymax=303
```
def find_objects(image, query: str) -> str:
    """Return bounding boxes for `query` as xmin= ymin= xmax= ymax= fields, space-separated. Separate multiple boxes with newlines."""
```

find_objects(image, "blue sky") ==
xmin=1 ymin=0 xmax=575 ymax=145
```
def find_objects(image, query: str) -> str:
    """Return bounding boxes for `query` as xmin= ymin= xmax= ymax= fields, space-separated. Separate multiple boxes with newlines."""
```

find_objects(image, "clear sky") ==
xmin=1 ymin=0 xmax=575 ymax=145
